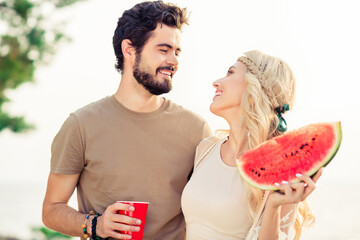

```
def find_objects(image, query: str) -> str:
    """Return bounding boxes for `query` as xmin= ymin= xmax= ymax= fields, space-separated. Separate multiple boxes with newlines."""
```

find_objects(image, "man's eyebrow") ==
xmin=156 ymin=43 xmax=181 ymax=52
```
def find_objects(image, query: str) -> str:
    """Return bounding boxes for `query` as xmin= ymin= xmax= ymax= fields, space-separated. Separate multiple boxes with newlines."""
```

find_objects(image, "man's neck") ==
xmin=114 ymin=73 xmax=165 ymax=113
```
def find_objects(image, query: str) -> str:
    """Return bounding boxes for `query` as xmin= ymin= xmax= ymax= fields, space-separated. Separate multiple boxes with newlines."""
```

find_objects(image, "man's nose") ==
xmin=166 ymin=52 xmax=179 ymax=67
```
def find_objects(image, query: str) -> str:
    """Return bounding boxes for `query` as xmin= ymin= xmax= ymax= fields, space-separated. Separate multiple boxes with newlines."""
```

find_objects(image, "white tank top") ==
xmin=181 ymin=137 xmax=253 ymax=240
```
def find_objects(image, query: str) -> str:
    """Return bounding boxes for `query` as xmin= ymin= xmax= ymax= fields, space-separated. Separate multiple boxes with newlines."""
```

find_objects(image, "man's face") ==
xmin=133 ymin=23 xmax=181 ymax=95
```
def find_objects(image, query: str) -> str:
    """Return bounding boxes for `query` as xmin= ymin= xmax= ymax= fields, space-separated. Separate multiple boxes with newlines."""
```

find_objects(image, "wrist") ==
xmin=91 ymin=214 xmax=102 ymax=240
xmin=267 ymin=192 xmax=284 ymax=210
xmin=265 ymin=199 xmax=281 ymax=212
xmin=86 ymin=215 xmax=93 ymax=236
xmin=82 ymin=212 xmax=94 ymax=239
xmin=82 ymin=211 xmax=102 ymax=239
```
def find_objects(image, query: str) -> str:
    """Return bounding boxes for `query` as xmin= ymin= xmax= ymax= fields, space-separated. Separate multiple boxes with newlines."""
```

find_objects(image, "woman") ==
xmin=181 ymin=50 xmax=322 ymax=240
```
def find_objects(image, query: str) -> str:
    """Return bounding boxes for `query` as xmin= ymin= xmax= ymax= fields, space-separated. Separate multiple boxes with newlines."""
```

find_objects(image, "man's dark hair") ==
xmin=113 ymin=1 xmax=189 ymax=73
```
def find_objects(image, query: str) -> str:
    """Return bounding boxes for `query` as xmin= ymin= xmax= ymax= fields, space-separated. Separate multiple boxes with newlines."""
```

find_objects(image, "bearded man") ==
xmin=42 ymin=1 xmax=211 ymax=240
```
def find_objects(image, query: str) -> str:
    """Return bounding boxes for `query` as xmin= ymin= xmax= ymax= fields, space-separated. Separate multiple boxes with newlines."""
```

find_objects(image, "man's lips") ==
xmin=157 ymin=66 xmax=175 ymax=79
xmin=159 ymin=70 xmax=172 ymax=77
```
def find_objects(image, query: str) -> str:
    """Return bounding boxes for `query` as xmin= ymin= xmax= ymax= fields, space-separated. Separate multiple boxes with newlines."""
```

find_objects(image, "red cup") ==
xmin=117 ymin=201 xmax=149 ymax=240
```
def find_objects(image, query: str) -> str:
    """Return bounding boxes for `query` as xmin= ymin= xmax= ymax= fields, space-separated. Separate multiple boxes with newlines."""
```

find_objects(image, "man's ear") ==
xmin=122 ymin=39 xmax=136 ymax=63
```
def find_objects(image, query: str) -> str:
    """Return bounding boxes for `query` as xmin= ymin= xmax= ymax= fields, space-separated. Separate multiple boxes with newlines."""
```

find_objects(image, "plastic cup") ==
xmin=117 ymin=201 xmax=149 ymax=240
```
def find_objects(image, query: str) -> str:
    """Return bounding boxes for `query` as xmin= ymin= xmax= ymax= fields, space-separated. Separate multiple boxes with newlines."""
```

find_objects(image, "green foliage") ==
xmin=0 ymin=0 xmax=85 ymax=133
xmin=0 ymin=112 xmax=34 ymax=132
xmin=0 ymin=236 xmax=19 ymax=240
xmin=32 ymin=226 xmax=72 ymax=240
xmin=0 ymin=226 xmax=72 ymax=240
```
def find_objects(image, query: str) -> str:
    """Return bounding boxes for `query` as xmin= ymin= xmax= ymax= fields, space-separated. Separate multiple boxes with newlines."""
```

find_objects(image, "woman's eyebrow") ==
xmin=229 ymin=66 xmax=237 ymax=70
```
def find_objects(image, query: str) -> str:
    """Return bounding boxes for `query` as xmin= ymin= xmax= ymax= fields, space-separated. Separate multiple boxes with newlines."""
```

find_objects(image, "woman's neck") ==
xmin=221 ymin=115 xmax=249 ymax=166
xmin=228 ymin=126 xmax=249 ymax=155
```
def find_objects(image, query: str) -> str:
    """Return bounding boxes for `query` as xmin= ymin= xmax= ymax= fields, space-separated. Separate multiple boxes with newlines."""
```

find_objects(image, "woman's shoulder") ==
xmin=196 ymin=136 xmax=221 ymax=152
xmin=194 ymin=134 xmax=227 ymax=168
xmin=200 ymin=135 xmax=220 ymax=144
xmin=198 ymin=131 xmax=228 ymax=147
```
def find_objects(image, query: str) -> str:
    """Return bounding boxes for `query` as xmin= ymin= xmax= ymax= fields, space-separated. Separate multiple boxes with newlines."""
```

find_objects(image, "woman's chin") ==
xmin=210 ymin=103 xmax=221 ymax=117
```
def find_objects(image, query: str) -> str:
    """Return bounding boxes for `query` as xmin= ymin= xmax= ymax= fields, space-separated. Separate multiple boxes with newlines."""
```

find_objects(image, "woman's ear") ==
xmin=122 ymin=39 xmax=136 ymax=63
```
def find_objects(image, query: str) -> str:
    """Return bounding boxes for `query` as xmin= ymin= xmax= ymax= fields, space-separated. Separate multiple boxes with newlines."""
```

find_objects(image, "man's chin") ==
xmin=148 ymin=86 xmax=171 ymax=95
xmin=151 ymin=79 xmax=172 ymax=95
xmin=156 ymin=75 xmax=172 ymax=84
xmin=135 ymin=75 xmax=172 ymax=95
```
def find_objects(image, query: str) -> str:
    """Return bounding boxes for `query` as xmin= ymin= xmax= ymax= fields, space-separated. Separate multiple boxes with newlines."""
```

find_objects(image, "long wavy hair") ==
xmin=233 ymin=50 xmax=314 ymax=239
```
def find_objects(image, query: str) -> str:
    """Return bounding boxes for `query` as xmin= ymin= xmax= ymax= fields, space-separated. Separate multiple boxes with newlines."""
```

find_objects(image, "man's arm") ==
xmin=42 ymin=172 xmax=141 ymax=239
xmin=42 ymin=172 xmax=88 ymax=236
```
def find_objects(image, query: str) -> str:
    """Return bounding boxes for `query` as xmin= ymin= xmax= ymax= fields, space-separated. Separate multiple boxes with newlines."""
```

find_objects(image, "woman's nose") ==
xmin=212 ymin=78 xmax=222 ymax=88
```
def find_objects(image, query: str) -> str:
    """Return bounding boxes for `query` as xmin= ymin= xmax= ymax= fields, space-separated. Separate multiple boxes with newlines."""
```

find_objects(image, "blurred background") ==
xmin=0 ymin=0 xmax=359 ymax=239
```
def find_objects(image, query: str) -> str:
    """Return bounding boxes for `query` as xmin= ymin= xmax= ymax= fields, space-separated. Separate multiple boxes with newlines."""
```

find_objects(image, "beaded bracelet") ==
xmin=91 ymin=214 xmax=101 ymax=240
xmin=82 ymin=210 xmax=95 ymax=239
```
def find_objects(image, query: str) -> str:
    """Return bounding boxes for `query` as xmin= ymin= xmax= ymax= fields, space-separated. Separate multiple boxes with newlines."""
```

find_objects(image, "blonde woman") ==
xmin=181 ymin=50 xmax=322 ymax=240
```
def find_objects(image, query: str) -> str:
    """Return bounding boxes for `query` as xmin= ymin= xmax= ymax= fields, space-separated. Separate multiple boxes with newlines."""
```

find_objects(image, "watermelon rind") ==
xmin=308 ymin=122 xmax=342 ymax=178
xmin=236 ymin=122 xmax=342 ymax=191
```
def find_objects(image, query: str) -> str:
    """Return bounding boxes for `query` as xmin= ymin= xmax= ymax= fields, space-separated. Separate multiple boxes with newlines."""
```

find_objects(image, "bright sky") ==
xmin=1 ymin=0 xmax=359 ymax=186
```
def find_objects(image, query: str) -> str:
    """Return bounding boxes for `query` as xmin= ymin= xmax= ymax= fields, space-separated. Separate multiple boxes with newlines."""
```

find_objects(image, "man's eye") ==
xmin=160 ymin=49 xmax=167 ymax=53
xmin=227 ymin=70 xmax=233 ymax=75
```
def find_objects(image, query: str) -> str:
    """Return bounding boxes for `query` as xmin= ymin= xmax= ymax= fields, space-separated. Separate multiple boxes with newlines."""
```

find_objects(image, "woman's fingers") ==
xmin=290 ymin=182 xmax=306 ymax=202
xmin=271 ymin=168 xmax=324 ymax=206
xmin=295 ymin=169 xmax=323 ymax=200
xmin=282 ymin=181 xmax=293 ymax=197
xmin=274 ymin=181 xmax=308 ymax=204
xmin=311 ymin=168 xmax=324 ymax=183
xmin=275 ymin=181 xmax=293 ymax=201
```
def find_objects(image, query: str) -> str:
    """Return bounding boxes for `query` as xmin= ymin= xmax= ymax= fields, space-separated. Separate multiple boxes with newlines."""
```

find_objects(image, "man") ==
xmin=42 ymin=1 xmax=211 ymax=240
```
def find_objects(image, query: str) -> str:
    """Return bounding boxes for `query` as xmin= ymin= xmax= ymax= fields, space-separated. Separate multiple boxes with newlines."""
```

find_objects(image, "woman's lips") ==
xmin=213 ymin=91 xmax=222 ymax=101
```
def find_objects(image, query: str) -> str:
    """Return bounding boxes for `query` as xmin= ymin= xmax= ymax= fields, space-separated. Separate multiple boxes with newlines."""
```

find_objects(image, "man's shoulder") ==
xmin=166 ymin=99 xmax=206 ymax=123
xmin=72 ymin=96 xmax=112 ymax=119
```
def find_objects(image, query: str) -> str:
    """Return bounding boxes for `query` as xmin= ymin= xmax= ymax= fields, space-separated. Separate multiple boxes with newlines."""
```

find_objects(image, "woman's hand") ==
xmin=267 ymin=168 xmax=323 ymax=209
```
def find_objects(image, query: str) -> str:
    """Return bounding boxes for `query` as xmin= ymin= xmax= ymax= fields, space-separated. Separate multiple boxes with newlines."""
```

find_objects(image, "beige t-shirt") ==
xmin=51 ymin=95 xmax=212 ymax=240
xmin=181 ymin=136 xmax=252 ymax=240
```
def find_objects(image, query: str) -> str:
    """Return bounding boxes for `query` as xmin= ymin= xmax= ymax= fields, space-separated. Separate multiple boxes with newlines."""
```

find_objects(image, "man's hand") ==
xmin=97 ymin=202 xmax=142 ymax=239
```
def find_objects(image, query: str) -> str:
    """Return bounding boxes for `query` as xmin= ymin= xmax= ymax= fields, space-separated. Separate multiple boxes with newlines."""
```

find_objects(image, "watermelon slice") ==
xmin=236 ymin=122 xmax=342 ymax=190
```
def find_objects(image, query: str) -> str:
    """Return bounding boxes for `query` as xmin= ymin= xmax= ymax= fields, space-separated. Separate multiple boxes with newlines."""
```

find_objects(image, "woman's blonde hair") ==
xmin=238 ymin=50 xmax=314 ymax=239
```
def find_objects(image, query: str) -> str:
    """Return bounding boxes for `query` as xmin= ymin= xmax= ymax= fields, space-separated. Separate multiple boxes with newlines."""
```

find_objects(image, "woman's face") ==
xmin=210 ymin=61 xmax=248 ymax=117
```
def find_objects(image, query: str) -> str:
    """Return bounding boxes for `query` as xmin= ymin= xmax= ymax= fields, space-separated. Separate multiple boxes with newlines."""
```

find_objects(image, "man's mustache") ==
xmin=157 ymin=66 xmax=175 ymax=72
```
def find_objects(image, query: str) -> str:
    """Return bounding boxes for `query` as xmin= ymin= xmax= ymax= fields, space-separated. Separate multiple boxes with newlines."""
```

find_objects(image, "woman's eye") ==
xmin=227 ymin=70 xmax=233 ymax=75
xmin=160 ymin=49 xmax=167 ymax=53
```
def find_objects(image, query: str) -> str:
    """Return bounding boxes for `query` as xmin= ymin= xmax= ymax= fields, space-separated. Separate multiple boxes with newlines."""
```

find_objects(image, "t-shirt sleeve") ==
xmin=50 ymin=113 xmax=85 ymax=175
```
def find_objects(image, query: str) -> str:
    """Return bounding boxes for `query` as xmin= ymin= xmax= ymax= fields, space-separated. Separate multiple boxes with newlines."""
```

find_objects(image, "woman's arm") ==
xmin=257 ymin=203 xmax=297 ymax=240
xmin=256 ymin=169 xmax=323 ymax=240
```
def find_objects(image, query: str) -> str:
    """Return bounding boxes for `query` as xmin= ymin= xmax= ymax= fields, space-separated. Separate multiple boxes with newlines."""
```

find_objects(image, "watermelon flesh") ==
xmin=236 ymin=122 xmax=342 ymax=190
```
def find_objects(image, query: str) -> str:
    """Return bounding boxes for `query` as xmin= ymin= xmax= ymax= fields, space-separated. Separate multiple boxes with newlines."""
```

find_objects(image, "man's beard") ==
xmin=133 ymin=53 xmax=173 ymax=95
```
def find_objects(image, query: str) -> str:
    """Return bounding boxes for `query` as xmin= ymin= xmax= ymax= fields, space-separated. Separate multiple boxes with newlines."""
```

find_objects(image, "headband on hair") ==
xmin=238 ymin=55 xmax=290 ymax=132
xmin=237 ymin=56 xmax=278 ymax=107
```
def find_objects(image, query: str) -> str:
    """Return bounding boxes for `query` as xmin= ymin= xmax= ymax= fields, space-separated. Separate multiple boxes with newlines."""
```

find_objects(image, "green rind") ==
xmin=309 ymin=121 xmax=342 ymax=177
xmin=236 ymin=159 xmax=278 ymax=191
xmin=237 ymin=121 xmax=342 ymax=191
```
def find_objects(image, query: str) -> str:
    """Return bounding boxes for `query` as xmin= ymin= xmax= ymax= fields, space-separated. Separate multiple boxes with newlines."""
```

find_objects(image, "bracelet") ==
xmin=91 ymin=214 xmax=101 ymax=240
xmin=82 ymin=210 xmax=95 ymax=239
